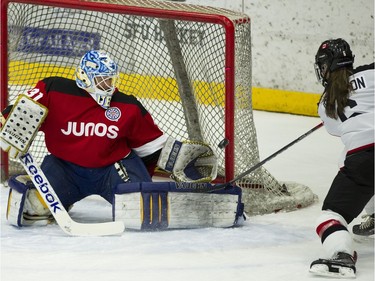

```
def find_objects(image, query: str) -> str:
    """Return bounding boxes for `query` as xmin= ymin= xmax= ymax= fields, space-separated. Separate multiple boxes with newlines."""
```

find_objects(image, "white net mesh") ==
xmin=3 ymin=0 xmax=317 ymax=215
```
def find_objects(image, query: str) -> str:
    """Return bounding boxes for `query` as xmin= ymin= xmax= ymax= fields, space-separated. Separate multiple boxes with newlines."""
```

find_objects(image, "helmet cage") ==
xmin=75 ymin=50 xmax=119 ymax=109
xmin=314 ymin=61 xmax=328 ymax=86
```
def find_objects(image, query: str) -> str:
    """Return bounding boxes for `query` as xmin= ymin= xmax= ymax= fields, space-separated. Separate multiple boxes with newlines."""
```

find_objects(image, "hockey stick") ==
xmin=106 ymin=122 xmax=323 ymax=196
xmin=177 ymin=122 xmax=323 ymax=193
xmin=19 ymin=152 xmax=125 ymax=236
xmin=214 ymin=122 xmax=324 ymax=189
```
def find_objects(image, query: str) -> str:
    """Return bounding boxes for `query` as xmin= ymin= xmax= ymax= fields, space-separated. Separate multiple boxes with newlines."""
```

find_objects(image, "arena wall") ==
xmin=185 ymin=0 xmax=374 ymax=116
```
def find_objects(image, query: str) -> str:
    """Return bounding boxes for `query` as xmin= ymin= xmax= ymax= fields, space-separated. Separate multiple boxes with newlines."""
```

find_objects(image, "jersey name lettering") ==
xmin=61 ymin=121 xmax=119 ymax=139
xmin=350 ymin=76 xmax=366 ymax=90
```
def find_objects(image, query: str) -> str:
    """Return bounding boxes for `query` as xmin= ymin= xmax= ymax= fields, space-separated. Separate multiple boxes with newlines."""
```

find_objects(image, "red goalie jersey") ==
xmin=22 ymin=77 xmax=167 ymax=168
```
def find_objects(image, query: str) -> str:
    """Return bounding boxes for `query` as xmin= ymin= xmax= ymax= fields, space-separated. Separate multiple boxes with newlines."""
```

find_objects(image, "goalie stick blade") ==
xmin=64 ymin=220 xmax=125 ymax=236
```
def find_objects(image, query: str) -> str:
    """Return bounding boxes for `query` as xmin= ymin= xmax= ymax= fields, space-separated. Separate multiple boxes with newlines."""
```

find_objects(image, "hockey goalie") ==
xmin=0 ymin=50 xmax=244 ymax=231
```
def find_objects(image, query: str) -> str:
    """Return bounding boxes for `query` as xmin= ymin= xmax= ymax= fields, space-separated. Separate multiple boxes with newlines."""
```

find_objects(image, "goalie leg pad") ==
xmin=7 ymin=175 xmax=52 ymax=227
xmin=6 ymin=175 xmax=30 ymax=227
xmin=113 ymin=182 xmax=245 ymax=230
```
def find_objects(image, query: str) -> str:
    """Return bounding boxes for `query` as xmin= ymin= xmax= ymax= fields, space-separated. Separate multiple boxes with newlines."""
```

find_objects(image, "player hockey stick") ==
xmin=19 ymin=152 xmax=125 ymax=236
xmin=214 ymin=122 xmax=324 ymax=189
xmin=177 ymin=123 xmax=323 ymax=193
xmin=178 ymin=122 xmax=323 ymax=193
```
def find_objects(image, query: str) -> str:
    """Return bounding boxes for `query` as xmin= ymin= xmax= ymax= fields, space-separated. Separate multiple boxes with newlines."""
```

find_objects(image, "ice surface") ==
xmin=1 ymin=111 xmax=373 ymax=281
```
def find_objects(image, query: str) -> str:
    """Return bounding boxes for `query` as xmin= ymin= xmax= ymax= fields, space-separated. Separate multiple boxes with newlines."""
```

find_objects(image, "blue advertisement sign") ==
xmin=13 ymin=26 xmax=100 ymax=57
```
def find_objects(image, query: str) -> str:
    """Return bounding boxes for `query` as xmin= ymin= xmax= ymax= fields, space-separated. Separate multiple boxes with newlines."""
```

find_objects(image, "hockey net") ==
xmin=0 ymin=0 xmax=317 ymax=215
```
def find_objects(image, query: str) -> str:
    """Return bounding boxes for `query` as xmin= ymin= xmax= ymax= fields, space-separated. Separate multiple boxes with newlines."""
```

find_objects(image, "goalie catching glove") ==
xmin=157 ymin=137 xmax=218 ymax=183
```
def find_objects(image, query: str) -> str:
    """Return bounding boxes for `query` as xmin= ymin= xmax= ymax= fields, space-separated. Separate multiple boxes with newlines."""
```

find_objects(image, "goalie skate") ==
xmin=309 ymin=251 xmax=357 ymax=279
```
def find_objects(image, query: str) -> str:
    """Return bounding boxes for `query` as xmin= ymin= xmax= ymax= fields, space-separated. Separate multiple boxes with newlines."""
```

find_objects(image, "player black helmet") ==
xmin=314 ymin=38 xmax=354 ymax=86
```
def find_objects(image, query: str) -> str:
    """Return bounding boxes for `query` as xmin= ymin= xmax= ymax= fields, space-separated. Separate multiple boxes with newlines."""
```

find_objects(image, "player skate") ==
xmin=309 ymin=251 xmax=357 ymax=279
xmin=352 ymin=214 xmax=374 ymax=239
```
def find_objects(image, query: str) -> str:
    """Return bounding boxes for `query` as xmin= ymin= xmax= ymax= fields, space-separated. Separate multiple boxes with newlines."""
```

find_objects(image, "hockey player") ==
xmin=1 ymin=50 xmax=219 ymax=227
xmin=309 ymin=38 xmax=374 ymax=278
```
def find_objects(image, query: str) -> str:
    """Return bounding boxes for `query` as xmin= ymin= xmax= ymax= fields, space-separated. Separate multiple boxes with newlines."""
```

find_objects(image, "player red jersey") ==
xmin=25 ymin=77 xmax=167 ymax=168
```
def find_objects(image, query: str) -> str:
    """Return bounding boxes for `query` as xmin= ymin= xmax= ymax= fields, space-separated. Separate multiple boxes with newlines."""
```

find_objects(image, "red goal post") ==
xmin=0 ymin=0 xmax=317 ymax=215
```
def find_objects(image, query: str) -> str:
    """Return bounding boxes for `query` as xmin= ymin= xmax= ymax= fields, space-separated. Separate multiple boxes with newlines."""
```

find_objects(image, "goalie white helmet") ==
xmin=75 ymin=50 xmax=119 ymax=109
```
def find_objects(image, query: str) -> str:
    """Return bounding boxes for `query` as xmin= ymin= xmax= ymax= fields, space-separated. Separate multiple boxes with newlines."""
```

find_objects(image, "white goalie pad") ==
xmin=0 ymin=94 xmax=48 ymax=158
xmin=157 ymin=137 xmax=218 ymax=183
xmin=7 ymin=175 xmax=53 ymax=227
xmin=113 ymin=182 xmax=245 ymax=230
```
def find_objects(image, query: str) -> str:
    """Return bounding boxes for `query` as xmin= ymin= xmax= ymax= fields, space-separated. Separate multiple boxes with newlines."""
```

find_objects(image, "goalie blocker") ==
xmin=113 ymin=182 xmax=245 ymax=230
xmin=0 ymin=94 xmax=48 ymax=158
